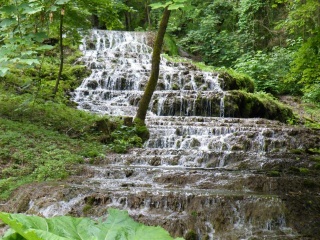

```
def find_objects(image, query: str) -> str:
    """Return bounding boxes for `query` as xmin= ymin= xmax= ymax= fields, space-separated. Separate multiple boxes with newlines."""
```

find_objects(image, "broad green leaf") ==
xmin=98 ymin=208 xmax=136 ymax=239
xmin=168 ymin=3 xmax=184 ymax=10
xmin=132 ymin=225 xmax=176 ymax=240
xmin=18 ymin=59 xmax=40 ymax=65
xmin=19 ymin=2 xmax=43 ymax=15
xmin=28 ymin=32 xmax=48 ymax=43
xmin=173 ymin=0 xmax=188 ymax=3
xmin=149 ymin=2 xmax=166 ymax=9
xmin=21 ymin=51 xmax=36 ymax=56
xmin=48 ymin=5 xmax=58 ymax=11
xmin=0 ymin=209 xmax=183 ymax=240
xmin=1 ymin=229 xmax=25 ymax=240
xmin=0 ymin=18 xmax=17 ymax=28
xmin=0 ymin=5 xmax=17 ymax=14
xmin=0 ymin=212 xmax=48 ymax=240
xmin=149 ymin=1 xmax=173 ymax=9
xmin=55 ymin=0 xmax=71 ymax=5
xmin=36 ymin=45 xmax=55 ymax=51
xmin=0 ymin=67 xmax=9 ymax=77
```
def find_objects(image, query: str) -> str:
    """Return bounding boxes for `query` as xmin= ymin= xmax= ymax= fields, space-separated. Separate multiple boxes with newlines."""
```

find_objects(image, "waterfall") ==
xmin=19 ymin=30 xmax=319 ymax=240
xmin=72 ymin=29 xmax=224 ymax=118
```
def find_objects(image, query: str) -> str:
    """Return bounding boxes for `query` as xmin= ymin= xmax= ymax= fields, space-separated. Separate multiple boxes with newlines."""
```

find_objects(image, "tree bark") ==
xmin=134 ymin=7 xmax=171 ymax=124
xmin=53 ymin=7 xmax=64 ymax=97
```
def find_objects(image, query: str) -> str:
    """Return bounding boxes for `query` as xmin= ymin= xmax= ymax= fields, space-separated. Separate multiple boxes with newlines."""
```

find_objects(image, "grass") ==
xmin=0 ymin=117 xmax=108 ymax=200
xmin=0 ymin=87 xmax=146 ymax=199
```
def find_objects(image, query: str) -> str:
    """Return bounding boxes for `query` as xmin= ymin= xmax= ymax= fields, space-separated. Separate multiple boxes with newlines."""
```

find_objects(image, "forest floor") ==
xmin=280 ymin=95 xmax=320 ymax=128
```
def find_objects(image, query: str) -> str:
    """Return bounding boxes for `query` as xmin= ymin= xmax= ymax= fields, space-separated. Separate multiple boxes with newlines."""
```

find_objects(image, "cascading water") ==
xmin=6 ymin=30 xmax=319 ymax=240
xmin=72 ymin=30 xmax=225 ymax=118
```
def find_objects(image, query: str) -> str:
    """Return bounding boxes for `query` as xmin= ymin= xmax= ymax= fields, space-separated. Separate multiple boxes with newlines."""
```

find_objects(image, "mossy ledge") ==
xmin=218 ymin=70 xmax=255 ymax=93
xmin=224 ymin=90 xmax=294 ymax=122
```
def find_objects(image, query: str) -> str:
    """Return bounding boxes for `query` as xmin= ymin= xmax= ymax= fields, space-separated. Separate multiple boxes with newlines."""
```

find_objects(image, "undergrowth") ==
xmin=0 ymin=117 xmax=108 ymax=200
xmin=0 ymin=44 xmax=144 ymax=200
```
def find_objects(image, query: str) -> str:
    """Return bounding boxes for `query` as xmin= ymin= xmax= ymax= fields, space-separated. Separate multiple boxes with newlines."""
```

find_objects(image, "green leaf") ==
xmin=0 ymin=5 xmax=17 ymax=14
xmin=0 ymin=67 xmax=9 ymax=77
xmin=55 ymin=0 xmax=71 ymax=5
xmin=0 ymin=212 xmax=48 ymax=240
xmin=36 ymin=45 xmax=55 ymax=51
xmin=48 ymin=5 xmax=58 ymax=11
xmin=149 ymin=1 xmax=173 ymax=9
xmin=173 ymin=0 xmax=188 ymax=3
xmin=20 ymin=3 xmax=43 ymax=15
xmin=21 ymin=51 xmax=36 ymax=56
xmin=168 ymin=3 xmax=184 ymax=10
xmin=0 ymin=209 xmax=182 ymax=240
xmin=28 ymin=32 xmax=48 ymax=43
xmin=149 ymin=2 xmax=166 ymax=9
xmin=18 ymin=59 xmax=40 ymax=65
xmin=0 ymin=18 xmax=17 ymax=28
xmin=1 ymin=228 xmax=25 ymax=240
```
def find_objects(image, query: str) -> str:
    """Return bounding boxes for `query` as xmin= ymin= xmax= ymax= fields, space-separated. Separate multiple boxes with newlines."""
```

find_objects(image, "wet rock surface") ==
xmin=1 ymin=117 xmax=319 ymax=239
xmin=1 ymin=30 xmax=320 ymax=240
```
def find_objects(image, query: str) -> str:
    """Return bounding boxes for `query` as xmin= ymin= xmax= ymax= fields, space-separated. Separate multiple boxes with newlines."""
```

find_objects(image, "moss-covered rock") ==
xmin=218 ymin=70 xmax=255 ymax=93
xmin=224 ymin=90 xmax=294 ymax=122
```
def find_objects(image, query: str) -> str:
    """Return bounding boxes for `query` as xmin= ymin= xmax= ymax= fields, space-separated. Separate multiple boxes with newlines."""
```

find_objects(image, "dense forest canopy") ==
xmin=0 ymin=0 xmax=319 ymax=103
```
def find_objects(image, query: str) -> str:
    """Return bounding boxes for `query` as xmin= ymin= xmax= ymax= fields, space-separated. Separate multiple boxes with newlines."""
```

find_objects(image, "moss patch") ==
xmin=224 ymin=91 xmax=294 ymax=122
xmin=218 ymin=70 xmax=255 ymax=93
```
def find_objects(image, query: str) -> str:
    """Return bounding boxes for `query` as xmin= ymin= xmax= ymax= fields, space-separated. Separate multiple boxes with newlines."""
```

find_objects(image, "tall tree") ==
xmin=134 ymin=0 xmax=188 ymax=125
xmin=53 ymin=5 xmax=66 ymax=97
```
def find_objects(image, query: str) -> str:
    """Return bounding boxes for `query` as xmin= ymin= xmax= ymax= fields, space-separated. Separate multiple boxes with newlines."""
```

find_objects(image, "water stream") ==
xmin=20 ymin=30 xmax=320 ymax=239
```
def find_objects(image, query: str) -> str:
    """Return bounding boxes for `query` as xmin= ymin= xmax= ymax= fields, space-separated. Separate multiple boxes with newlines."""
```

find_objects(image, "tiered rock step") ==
xmin=46 ymin=115 xmax=311 ymax=239
xmin=81 ymin=164 xmax=267 ymax=193
xmin=100 ymin=116 xmax=309 ymax=169
xmin=74 ymin=116 xmax=313 ymax=201
xmin=25 ymin=179 xmax=297 ymax=240
xmin=27 ymin=30 xmax=317 ymax=239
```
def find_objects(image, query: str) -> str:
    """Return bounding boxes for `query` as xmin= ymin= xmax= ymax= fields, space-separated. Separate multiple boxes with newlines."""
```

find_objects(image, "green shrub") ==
xmin=233 ymin=47 xmax=294 ymax=95
xmin=164 ymin=34 xmax=179 ymax=56
xmin=108 ymin=125 xmax=144 ymax=153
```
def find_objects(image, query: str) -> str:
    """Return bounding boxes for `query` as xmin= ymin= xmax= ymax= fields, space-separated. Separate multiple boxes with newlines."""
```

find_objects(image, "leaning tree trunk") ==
xmin=134 ymin=7 xmax=171 ymax=124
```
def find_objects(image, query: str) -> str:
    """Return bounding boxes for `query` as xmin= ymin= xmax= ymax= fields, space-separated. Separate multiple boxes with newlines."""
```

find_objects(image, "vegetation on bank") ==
xmin=0 ymin=89 xmax=148 ymax=199
xmin=0 ymin=41 xmax=146 ymax=201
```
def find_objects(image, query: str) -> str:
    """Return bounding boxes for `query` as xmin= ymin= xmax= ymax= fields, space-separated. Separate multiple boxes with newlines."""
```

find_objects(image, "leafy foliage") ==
xmin=108 ymin=125 xmax=143 ymax=153
xmin=178 ymin=0 xmax=239 ymax=67
xmin=0 ymin=209 xmax=184 ymax=240
xmin=286 ymin=34 xmax=320 ymax=103
xmin=233 ymin=47 xmax=294 ymax=95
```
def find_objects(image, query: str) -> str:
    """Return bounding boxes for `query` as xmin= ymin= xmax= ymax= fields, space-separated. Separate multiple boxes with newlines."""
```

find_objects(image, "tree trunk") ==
xmin=134 ymin=7 xmax=171 ymax=124
xmin=53 ymin=7 xmax=64 ymax=97
xmin=145 ymin=0 xmax=151 ymax=28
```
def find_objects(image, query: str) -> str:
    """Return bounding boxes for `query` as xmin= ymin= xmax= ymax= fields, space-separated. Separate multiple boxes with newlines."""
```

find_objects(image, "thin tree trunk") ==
xmin=134 ymin=7 xmax=171 ymax=124
xmin=145 ymin=0 xmax=151 ymax=28
xmin=53 ymin=7 xmax=64 ymax=97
